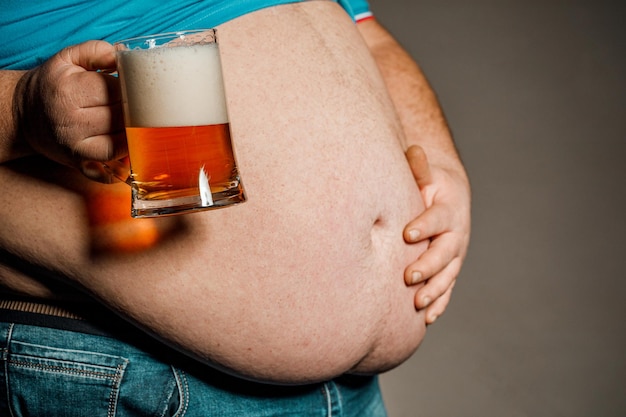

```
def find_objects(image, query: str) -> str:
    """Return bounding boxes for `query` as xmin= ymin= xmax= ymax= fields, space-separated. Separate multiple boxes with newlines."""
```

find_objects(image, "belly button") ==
xmin=372 ymin=216 xmax=384 ymax=228
xmin=369 ymin=216 xmax=388 ymax=249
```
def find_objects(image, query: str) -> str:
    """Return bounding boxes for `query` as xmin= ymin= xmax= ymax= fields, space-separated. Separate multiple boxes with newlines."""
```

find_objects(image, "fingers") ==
xmin=72 ymin=70 xmax=122 ymax=107
xmin=404 ymin=227 xmax=463 ymax=321
xmin=74 ymin=129 xmax=127 ymax=161
xmin=419 ymin=281 xmax=455 ymax=325
xmin=49 ymin=59 xmax=124 ymax=165
xmin=67 ymin=57 xmax=124 ymax=165
xmin=405 ymin=232 xmax=461 ymax=285
xmin=57 ymin=98 xmax=126 ymax=162
xmin=414 ymin=252 xmax=461 ymax=303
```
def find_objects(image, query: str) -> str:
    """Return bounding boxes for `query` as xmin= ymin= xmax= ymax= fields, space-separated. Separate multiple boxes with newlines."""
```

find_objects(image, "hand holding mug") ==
xmin=13 ymin=41 xmax=126 ymax=177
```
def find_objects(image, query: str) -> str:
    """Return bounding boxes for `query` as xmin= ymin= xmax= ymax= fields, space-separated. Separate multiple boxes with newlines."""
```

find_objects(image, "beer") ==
xmin=126 ymin=123 xmax=237 ymax=197
xmin=116 ymin=30 xmax=245 ymax=217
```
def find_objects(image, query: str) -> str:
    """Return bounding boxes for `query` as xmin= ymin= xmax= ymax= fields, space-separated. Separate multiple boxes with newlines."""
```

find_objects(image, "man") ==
xmin=0 ymin=0 xmax=470 ymax=414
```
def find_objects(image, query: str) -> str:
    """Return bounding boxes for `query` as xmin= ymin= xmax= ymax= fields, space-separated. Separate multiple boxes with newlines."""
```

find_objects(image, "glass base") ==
xmin=131 ymin=185 xmax=246 ymax=218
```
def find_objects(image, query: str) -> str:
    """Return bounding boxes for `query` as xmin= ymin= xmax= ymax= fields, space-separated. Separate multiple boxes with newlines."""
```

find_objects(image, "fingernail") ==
xmin=408 ymin=229 xmax=420 ymax=242
xmin=422 ymin=296 xmax=432 ymax=307
xmin=428 ymin=314 xmax=438 ymax=324
xmin=411 ymin=271 xmax=422 ymax=284
xmin=81 ymin=161 xmax=104 ymax=180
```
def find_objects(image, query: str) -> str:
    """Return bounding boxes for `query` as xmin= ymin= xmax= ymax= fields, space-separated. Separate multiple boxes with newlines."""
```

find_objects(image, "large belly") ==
xmin=0 ymin=2 xmax=427 ymax=383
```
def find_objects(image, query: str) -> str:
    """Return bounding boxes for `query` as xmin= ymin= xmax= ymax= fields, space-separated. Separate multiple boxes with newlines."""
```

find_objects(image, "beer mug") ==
xmin=111 ymin=29 xmax=246 ymax=218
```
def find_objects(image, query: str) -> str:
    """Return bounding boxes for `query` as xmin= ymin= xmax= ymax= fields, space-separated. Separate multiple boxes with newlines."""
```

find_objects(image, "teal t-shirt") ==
xmin=0 ymin=0 xmax=372 ymax=70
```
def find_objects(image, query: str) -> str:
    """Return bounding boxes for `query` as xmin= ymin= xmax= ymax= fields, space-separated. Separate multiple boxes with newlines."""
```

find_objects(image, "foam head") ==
xmin=118 ymin=43 xmax=229 ymax=127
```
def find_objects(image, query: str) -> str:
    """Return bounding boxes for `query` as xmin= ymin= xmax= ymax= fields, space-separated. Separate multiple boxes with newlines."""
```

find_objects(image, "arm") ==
xmin=357 ymin=19 xmax=471 ymax=323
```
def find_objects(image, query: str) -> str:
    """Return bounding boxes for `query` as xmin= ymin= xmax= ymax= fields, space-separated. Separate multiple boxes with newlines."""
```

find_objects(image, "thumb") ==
xmin=61 ymin=40 xmax=117 ymax=71
xmin=406 ymin=145 xmax=432 ymax=189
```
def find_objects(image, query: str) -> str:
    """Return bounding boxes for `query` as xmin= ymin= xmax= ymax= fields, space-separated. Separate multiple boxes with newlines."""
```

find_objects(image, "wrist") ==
xmin=12 ymin=70 xmax=36 ymax=157
xmin=1 ymin=70 xmax=34 ymax=162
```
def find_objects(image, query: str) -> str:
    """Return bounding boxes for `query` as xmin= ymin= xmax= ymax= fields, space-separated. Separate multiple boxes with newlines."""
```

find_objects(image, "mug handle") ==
xmin=102 ymin=159 xmax=133 ymax=186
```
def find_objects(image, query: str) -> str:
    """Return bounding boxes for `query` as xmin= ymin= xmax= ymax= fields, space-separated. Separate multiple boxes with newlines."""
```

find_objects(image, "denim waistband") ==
xmin=0 ymin=296 xmax=135 ymax=338
xmin=0 ymin=295 xmax=199 ymax=371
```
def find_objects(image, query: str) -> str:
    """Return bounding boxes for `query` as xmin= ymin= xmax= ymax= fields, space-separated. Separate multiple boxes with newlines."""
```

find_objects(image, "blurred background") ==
xmin=369 ymin=1 xmax=626 ymax=416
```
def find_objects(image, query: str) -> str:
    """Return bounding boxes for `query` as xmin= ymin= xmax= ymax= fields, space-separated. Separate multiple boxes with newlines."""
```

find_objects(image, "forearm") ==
xmin=0 ymin=70 xmax=32 ymax=163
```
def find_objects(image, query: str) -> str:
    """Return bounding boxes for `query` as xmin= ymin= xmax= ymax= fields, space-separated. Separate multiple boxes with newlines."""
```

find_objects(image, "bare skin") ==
xmin=1 ymin=2 xmax=430 ymax=384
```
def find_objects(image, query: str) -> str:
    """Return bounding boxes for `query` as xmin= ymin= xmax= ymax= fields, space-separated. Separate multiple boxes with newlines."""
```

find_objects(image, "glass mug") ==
xmin=110 ymin=29 xmax=246 ymax=218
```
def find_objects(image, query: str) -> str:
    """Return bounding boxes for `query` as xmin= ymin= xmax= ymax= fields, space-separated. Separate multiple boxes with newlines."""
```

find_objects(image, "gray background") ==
xmin=369 ymin=1 xmax=626 ymax=416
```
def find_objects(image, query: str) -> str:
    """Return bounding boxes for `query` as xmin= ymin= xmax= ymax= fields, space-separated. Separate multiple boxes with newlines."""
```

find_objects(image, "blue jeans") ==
xmin=0 ymin=321 xmax=387 ymax=416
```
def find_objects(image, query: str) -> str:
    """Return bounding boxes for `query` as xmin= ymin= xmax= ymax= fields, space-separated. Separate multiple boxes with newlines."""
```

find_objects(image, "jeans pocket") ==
xmin=3 ymin=339 xmax=128 ymax=417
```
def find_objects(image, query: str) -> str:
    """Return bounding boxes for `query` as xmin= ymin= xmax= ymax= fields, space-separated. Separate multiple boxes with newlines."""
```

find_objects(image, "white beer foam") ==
xmin=118 ymin=43 xmax=229 ymax=127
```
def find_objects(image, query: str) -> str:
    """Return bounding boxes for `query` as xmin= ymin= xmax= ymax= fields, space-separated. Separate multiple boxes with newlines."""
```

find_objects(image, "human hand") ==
xmin=403 ymin=145 xmax=471 ymax=324
xmin=13 ymin=40 xmax=125 ymax=182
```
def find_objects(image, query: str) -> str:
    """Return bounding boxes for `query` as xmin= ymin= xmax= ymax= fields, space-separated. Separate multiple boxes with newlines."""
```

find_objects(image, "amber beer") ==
xmin=116 ymin=30 xmax=245 ymax=217
xmin=125 ymin=124 xmax=236 ymax=196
